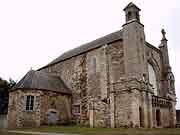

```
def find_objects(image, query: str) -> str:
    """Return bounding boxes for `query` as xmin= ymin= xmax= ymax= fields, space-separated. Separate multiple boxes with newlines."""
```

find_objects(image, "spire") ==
xmin=159 ymin=29 xmax=168 ymax=48
xmin=123 ymin=2 xmax=141 ymax=23
xmin=159 ymin=29 xmax=170 ymax=73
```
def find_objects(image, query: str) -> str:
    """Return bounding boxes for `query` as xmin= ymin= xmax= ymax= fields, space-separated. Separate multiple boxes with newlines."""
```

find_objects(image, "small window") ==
xmin=92 ymin=57 xmax=96 ymax=73
xmin=26 ymin=95 xmax=34 ymax=111
xmin=128 ymin=11 xmax=132 ymax=19
xmin=128 ymin=12 xmax=132 ymax=17
xmin=73 ymin=105 xmax=80 ymax=114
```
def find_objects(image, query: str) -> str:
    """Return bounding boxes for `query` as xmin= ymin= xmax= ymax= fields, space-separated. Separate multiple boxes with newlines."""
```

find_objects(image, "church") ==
xmin=7 ymin=2 xmax=176 ymax=128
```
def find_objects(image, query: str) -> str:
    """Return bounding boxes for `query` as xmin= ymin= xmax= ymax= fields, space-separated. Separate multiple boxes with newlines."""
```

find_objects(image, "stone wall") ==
xmin=107 ymin=40 xmax=125 ymax=83
xmin=0 ymin=115 xmax=7 ymax=129
xmin=112 ymin=77 xmax=153 ymax=128
xmin=40 ymin=91 xmax=71 ymax=125
xmin=89 ymin=98 xmax=110 ymax=128
xmin=40 ymin=55 xmax=85 ymax=122
xmin=39 ymin=41 xmax=125 ymax=127
xmin=152 ymin=96 xmax=176 ymax=128
xmin=8 ymin=90 xmax=41 ymax=128
xmin=123 ymin=21 xmax=147 ymax=80
xmin=114 ymin=91 xmax=132 ymax=127
xmin=8 ymin=90 xmax=71 ymax=128
xmin=152 ymin=107 xmax=171 ymax=128
xmin=7 ymin=91 xmax=18 ymax=128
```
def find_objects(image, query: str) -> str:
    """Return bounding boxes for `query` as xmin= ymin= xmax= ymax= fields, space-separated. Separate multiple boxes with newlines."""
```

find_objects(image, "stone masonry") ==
xmin=8 ymin=90 xmax=71 ymax=128
xmin=8 ymin=2 xmax=176 ymax=128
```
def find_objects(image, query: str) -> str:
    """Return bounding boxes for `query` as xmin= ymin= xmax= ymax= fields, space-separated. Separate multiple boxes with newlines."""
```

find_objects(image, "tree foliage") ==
xmin=0 ymin=78 xmax=16 ymax=91
xmin=0 ymin=77 xmax=16 ymax=114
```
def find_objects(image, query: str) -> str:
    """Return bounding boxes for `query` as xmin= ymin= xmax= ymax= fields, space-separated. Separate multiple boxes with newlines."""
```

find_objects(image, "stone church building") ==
xmin=8 ymin=3 xmax=176 ymax=128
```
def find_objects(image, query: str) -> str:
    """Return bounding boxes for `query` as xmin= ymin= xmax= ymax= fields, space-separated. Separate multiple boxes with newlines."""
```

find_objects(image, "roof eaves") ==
xmin=9 ymin=88 xmax=72 ymax=95
xmin=146 ymin=42 xmax=161 ymax=53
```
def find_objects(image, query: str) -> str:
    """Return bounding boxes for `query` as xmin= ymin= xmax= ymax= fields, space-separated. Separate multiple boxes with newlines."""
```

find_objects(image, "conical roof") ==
xmin=12 ymin=70 xmax=71 ymax=95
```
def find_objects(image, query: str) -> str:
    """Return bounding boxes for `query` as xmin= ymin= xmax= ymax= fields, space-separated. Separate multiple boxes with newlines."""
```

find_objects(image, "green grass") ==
xmin=9 ymin=126 xmax=180 ymax=135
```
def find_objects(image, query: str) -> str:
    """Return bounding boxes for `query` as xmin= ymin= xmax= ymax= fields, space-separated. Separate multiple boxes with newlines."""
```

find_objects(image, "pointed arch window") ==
xmin=92 ymin=57 xmax=96 ymax=73
xmin=169 ymin=73 xmax=175 ymax=94
xmin=148 ymin=63 xmax=158 ymax=95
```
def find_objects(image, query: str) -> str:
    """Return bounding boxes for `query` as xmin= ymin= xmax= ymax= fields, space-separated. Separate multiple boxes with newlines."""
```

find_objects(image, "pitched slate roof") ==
xmin=11 ymin=70 xmax=71 ymax=95
xmin=39 ymin=30 xmax=123 ymax=70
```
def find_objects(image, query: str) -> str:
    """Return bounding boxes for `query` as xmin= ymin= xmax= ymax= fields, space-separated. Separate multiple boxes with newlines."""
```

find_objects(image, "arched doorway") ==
xmin=156 ymin=109 xmax=161 ymax=126
xmin=47 ymin=109 xmax=58 ymax=125
xmin=139 ymin=107 xmax=144 ymax=127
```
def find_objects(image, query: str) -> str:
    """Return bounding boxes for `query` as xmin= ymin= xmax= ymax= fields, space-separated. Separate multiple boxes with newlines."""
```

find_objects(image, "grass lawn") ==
xmin=7 ymin=126 xmax=180 ymax=135
xmin=0 ymin=131 xmax=31 ymax=135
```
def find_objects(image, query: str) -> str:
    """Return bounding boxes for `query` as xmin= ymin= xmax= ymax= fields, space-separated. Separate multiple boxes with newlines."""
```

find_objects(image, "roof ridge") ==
xmin=38 ymin=29 xmax=123 ymax=70
xmin=123 ymin=2 xmax=140 ymax=11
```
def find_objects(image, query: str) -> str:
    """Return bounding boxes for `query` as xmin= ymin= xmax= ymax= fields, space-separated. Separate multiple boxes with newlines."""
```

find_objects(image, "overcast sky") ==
xmin=0 ymin=0 xmax=180 ymax=108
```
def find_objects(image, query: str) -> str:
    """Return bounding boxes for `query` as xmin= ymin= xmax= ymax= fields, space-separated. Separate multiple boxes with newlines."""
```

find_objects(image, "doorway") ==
xmin=139 ymin=107 xmax=143 ymax=127
xmin=156 ymin=109 xmax=161 ymax=126
xmin=47 ymin=110 xmax=58 ymax=125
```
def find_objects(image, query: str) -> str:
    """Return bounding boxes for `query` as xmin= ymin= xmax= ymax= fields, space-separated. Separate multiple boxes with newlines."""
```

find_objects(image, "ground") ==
xmin=1 ymin=126 xmax=180 ymax=135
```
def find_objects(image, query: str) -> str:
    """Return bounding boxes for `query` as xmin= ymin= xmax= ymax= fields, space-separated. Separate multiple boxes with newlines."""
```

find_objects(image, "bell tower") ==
xmin=122 ymin=2 xmax=150 ymax=128
xmin=122 ymin=2 xmax=147 ymax=80
xmin=124 ymin=2 xmax=141 ymax=23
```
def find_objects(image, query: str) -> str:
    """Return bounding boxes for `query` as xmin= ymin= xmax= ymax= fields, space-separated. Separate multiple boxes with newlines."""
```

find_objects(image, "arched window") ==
xmin=92 ymin=57 xmax=96 ymax=73
xmin=170 ymin=79 xmax=175 ymax=92
xmin=148 ymin=63 xmax=158 ymax=95
xmin=128 ymin=11 xmax=132 ymax=20
xmin=169 ymin=73 xmax=175 ymax=94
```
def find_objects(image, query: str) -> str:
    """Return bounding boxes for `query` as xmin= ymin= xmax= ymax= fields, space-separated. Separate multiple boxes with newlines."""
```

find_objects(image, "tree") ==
xmin=0 ymin=78 xmax=16 ymax=91
xmin=8 ymin=78 xmax=16 ymax=89
xmin=0 ymin=78 xmax=9 ymax=91
xmin=0 ymin=77 xmax=16 ymax=114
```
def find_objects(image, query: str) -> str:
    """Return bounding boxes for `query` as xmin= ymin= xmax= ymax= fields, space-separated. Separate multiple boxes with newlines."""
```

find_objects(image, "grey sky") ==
xmin=0 ymin=0 xmax=180 ymax=108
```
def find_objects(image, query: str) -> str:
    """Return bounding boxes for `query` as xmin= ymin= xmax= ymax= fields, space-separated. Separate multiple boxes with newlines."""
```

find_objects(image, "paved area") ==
xmin=8 ymin=131 xmax=79 ymax=135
